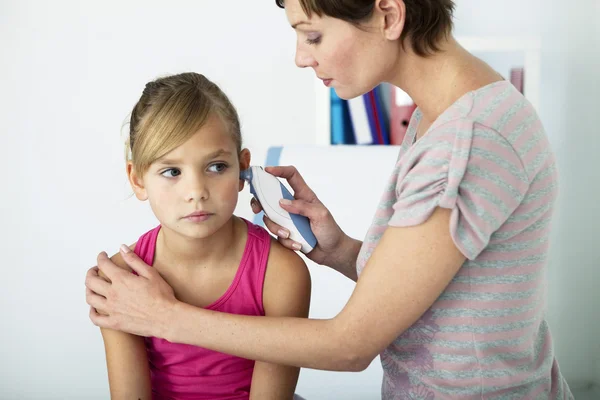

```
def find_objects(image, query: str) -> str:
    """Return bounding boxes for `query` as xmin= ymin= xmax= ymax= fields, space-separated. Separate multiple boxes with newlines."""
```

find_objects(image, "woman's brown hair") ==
xmin=276 ymin=0 xmax=455 ymax=56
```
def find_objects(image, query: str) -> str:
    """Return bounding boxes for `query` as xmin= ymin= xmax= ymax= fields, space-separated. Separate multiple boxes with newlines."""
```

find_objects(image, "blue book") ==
xmin=330 ymin=88 xmax=356 ymax=144
xmin=363 ymin=85 xmax=389 ymax=145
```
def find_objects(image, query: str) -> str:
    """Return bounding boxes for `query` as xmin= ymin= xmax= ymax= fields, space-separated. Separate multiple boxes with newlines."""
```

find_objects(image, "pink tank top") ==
xmin=133 ymin=218 xmax=271 ymax=400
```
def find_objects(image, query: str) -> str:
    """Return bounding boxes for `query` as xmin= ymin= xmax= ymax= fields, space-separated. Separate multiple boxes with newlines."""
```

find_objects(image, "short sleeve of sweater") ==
xmin=389 ymin=120 xmax=531 ymax=260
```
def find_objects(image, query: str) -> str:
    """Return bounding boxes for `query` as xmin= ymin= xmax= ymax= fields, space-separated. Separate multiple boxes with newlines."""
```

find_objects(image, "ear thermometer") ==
xmin=240 ymin=166 xmax=317 ymax=253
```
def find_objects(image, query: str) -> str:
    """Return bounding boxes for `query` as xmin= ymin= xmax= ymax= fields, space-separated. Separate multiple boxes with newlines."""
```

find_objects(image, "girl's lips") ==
xmin=183 ymin=212 xmax=213 ymax=222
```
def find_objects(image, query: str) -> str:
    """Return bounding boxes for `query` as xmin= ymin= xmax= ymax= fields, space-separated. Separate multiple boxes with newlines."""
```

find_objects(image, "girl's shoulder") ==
xmin=262 ymin=237 xmax=311 ymax=317
xmin=241 ymin=217 xmax=310 ymax=281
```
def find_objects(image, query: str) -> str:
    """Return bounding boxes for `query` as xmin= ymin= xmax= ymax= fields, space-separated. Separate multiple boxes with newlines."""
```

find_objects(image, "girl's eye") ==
xmin=208 ymin=163 xmax=228 ymax=173
xmin=161 ymin=168 xmax=181 ymax=178
xmin=306 ymin=34 xmax=321 ymax=45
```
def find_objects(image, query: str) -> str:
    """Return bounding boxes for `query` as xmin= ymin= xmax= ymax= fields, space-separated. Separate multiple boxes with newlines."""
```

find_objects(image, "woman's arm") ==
xmin=169 ymin=207 xmax=465 ymax=370
xmin=320 ymin=235 xmax=362 ymax=282
xmin=249 ymin=241 xmax=311 ymax=400
xmin=99 ymin=249 xmax=152 ymax=399
xmin=88 ymin=207 xmax=465 ymax=371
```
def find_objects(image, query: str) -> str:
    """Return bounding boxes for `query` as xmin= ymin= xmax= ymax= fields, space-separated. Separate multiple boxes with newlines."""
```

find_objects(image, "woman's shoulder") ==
xmin=415 ymin=79 xmax=549 ymax=178
xmin=426 ymin=80 xmax=540 ymax=139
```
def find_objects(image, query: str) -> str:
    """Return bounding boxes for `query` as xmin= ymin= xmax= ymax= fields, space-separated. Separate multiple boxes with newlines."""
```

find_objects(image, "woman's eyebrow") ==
xmin=292 ymin=21 xmax=311 ymax=29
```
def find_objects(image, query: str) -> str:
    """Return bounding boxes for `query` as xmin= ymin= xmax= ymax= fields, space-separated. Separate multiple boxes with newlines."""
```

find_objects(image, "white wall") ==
xmin=1 ymin=0 xmax=598 ymax=398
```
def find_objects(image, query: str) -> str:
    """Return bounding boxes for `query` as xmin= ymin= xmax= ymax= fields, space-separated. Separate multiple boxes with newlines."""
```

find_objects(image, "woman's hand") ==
xmin=251 ymin=166 xmax=351 ymax=268
xmin=85 ymin=247 xmax=178 ymax=339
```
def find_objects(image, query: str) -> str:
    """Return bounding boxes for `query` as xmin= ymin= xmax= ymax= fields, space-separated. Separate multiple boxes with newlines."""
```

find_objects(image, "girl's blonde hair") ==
xmin=126 ymin=72 xmax=242 ymax=174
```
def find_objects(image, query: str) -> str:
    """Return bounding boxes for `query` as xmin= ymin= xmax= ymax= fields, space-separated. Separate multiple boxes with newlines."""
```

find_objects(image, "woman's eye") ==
xmin=306 ymin=34 xmax=321 ymax=45
xmin=161 ymin=168 xmax=181 ymax=178
xmin=208 ymin=163 xmax=228 ymax=173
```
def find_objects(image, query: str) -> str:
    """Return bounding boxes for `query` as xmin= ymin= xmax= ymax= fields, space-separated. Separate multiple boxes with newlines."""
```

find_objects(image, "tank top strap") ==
xmin=231 ymin=218 xmax=271 ymax=315
xmin=133 ymin=225 xmax=161 ymax=266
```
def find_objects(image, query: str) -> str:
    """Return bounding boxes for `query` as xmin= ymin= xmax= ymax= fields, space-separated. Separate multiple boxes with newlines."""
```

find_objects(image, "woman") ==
xmin=85 ymin=0 xmax=573 ymax=398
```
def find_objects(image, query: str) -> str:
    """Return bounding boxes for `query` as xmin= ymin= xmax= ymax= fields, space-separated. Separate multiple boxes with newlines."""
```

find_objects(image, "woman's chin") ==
xmin=333 ymin=86 xmax=368 ymax=101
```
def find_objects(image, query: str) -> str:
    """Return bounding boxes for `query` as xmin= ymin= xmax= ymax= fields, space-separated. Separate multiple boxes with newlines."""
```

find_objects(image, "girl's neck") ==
xmin=157 ymin=216 xmax=245 ymax=269
xmin=388 ymin=36 xmax=503 ymax=125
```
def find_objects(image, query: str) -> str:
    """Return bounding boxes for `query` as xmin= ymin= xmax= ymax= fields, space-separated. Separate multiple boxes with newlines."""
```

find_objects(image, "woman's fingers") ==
xmin=89 ymin=306 xmax=111 ymax=328
xmin=262 ymin=215 xmax=290 ymax=239
xmin=277 ymin=236 xmax=303 ymax=251
xmin=250 ymin=197 xmax=262 ymax=214
xmin=264 ymin=165 xmax=317 ymax=201
xmin=278 ymin=198 xmax=326 ymax=222
xmin=86 ymin=289 xmax=108 ymax=311
xmin=262 ymin=215 xmax=303 ymax=251
xmin=85 ymin=272 xmax=111 ymax=297
xmin=118 ymin=245 xmax=154 ymax=279
xmin=96 ymin=252 xmax=125 ymax=282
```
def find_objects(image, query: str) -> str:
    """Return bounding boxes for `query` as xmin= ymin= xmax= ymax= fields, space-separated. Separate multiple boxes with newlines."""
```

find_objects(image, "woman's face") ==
xmin=285 ymin=0 xmax=398 ymax=100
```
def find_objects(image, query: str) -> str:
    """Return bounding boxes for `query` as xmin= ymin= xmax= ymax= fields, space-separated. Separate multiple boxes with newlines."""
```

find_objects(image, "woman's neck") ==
xmin=388 ymin=36 xmax=503 ymax=125
xmin=157 ymin=216 xmax=244 ymax=269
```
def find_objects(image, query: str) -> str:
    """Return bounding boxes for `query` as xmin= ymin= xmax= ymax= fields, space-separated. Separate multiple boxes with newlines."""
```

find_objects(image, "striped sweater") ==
xmin=356 ymin=81 xmax=573 ymax=399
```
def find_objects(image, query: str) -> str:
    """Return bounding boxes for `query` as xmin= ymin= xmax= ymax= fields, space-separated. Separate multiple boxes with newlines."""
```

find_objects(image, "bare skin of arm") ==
xmin=98 ymin=244 xmax=152 ymax=400
xmin=249 ymin=240 xmax=311 ymax=399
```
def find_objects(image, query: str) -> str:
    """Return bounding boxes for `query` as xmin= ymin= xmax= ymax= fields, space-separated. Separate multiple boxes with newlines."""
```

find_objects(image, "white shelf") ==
xmin=314 ymin=35 xmax=542 ymax=145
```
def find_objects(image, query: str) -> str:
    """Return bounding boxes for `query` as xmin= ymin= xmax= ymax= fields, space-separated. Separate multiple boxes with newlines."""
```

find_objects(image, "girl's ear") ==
xmin=238 ymin=148 xmax=251 ymax=191
xmin=127 ymin=162 xmax=148 ymax=201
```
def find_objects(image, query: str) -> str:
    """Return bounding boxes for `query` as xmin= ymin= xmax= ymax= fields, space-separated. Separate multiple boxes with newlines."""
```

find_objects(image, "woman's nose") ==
xmin=295 ymin=45 xmax=317 ymax=69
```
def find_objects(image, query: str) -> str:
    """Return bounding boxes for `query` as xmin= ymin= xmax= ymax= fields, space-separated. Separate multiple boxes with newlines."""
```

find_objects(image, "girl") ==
xmin=98 ymin=72 xmax=311 ymax=400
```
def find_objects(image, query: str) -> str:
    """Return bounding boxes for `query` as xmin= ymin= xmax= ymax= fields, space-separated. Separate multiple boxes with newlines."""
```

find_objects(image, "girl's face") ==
xmin=130 ymin=113 xmax=249 ymax=240
xmin=285 ymin=0 xmax=398 ymax=100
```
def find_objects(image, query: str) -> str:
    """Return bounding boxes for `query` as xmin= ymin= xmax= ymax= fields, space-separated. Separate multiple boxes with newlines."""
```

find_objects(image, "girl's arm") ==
xmin=249 ymin=241 xmax=311 ymax=400
xmin=99 ymin=248 xmax=152 ymax=399
xmin=101 ymin=328 xmax=151 ymax=399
